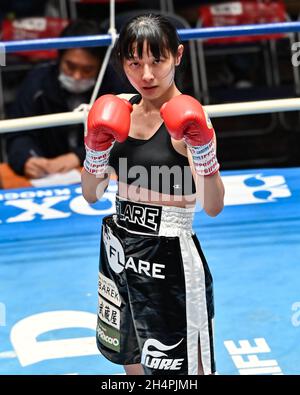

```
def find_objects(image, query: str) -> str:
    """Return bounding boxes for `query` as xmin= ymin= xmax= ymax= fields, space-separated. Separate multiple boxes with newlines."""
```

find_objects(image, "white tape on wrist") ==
xmin=84 ymin=143 xmax=114 ymax=176
xmin=187 ymin=139 xmax=220 ymax=176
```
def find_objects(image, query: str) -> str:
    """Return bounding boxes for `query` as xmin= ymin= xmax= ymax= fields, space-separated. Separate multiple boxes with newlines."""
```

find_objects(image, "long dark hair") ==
xmin=113 ymin=14 xmax=182 ymax=67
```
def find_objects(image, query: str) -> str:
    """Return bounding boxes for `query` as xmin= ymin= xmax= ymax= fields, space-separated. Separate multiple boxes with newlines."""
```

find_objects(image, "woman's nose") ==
xmin=142 ymin=65 xmax=154 ymax=81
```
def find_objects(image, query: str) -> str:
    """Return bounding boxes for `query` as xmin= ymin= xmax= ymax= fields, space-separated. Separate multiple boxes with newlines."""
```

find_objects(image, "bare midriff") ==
xmin=117 ymin=181 xmax=196 ymax=208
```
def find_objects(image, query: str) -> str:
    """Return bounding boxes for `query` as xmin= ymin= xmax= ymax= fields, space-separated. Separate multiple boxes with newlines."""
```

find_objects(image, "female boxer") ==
xmin=82 ymin=13 xmax=224 ymax=375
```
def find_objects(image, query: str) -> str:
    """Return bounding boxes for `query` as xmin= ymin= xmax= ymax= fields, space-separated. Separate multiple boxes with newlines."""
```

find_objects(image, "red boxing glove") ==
xmin=160 ymin=94 xmax=214 ymax=146
xmin=160 ymin=95 xmax=219 ymax=176
xmin=84 ymin=95 xmax=132 ymax=176
xmin=86 ymin=94 xmax=132 ymax=151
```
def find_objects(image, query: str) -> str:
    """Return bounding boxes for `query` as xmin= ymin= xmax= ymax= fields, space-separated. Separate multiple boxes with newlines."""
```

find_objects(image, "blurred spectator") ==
xmin=5 ymin=19 xmax=118 ymax=179
xmin=0 ymin=0 xmax=47 ymax=21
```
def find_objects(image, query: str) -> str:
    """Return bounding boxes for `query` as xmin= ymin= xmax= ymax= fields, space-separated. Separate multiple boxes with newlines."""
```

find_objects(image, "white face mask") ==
xmin=58 ymin=72 xmax=96 ymax=94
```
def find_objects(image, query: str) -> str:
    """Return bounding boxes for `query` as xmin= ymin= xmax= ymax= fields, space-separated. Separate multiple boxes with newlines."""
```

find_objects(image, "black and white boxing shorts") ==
xmin=96 ymin=196 xmax=215 ymax=375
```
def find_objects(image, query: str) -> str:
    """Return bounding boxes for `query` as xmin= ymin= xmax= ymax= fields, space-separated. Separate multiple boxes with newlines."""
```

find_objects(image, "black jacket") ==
xmin=6 ymin=63 xmax=93 ymax=175
xmin=6 ymin=62 xmax=132 ymax=175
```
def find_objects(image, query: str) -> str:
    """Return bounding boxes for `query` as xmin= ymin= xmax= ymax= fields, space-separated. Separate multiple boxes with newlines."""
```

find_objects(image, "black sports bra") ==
xmin=109 ymin=94 xmax=196 ymax=196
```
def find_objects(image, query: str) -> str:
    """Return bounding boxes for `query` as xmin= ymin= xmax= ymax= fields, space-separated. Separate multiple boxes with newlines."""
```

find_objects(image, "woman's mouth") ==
xmin=142 ymin=86 xmax=158 ymax=91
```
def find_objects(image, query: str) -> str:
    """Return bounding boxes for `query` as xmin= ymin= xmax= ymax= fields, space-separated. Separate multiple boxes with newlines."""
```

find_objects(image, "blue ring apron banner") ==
xmin=0 ymin=168 xmax=299 ymax=375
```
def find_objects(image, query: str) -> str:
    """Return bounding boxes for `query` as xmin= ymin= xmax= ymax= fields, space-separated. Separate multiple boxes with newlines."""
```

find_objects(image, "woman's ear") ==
xmin=175 ymin=44 xmax=184 ymax=66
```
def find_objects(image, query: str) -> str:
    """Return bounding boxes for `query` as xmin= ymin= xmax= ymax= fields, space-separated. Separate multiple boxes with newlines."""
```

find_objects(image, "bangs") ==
xmin=125 ymin=33 xmax=170 ymax=60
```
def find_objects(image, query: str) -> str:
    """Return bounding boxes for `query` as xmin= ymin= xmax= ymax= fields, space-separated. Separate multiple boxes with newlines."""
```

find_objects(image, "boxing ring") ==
xmin=1 ymin=12 xmax=300 ymax=375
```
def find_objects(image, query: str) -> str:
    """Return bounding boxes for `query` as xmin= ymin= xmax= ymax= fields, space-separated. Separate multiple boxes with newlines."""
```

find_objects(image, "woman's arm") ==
xmin=187 ymin=133 xmax=225 ymax=217
xmin=81 ymin=169 xmax=110 ymax=203
xmin=161 ymin=95 xmax=224 ymax=216
xmin=81 ymin=94 xmax=133 ymax=203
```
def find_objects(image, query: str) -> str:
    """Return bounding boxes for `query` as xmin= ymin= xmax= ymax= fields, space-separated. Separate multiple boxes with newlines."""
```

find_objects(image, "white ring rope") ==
xmin=89 ymin=0 xmax=117 ymax=107
xmin=72 ymin=0 xmax=117 ymax=136
xmin=206 ymin=97 xmax=300 ymax=117
xmin=0 ymin=111 xmax=85 ymax=134
xmin=1 ymin=97 xmax=300 ymax=134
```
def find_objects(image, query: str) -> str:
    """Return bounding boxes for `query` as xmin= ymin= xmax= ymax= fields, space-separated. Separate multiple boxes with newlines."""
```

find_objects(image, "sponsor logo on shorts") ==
xmin=98 ymin=297 xmax=120 ymax=330
xmin=97 ymin=321 xmax=120 ymax=353
xmin=141 ymin=338 xmax=184 ymax=370
xmin=103 ymin=226 xmax=125 ymax=274
xmin=98 ymin=273 xmax=121 ymax=307
xmin=118 ymin=203 xmax=161 ymax=232
xmin=103 ymin=225 xmax=165 ymax=279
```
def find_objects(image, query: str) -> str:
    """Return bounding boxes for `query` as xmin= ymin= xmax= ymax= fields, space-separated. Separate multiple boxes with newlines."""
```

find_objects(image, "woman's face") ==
xmin=123 ymin=41 xmax=183 ymax=99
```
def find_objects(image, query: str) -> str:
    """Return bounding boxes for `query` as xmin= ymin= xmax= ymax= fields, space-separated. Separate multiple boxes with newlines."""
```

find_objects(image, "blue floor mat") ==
xmin=0 ymin=168 xmax=299 ymax=375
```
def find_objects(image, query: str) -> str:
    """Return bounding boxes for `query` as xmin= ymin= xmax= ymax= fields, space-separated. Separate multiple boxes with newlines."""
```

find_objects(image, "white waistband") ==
xmin=116 ymin=196 xmax=195 ymax=237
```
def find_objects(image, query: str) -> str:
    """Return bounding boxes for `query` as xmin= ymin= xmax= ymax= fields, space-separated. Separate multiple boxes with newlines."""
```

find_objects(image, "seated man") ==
xmin=6 ymin=19 xmax=111 ymax=179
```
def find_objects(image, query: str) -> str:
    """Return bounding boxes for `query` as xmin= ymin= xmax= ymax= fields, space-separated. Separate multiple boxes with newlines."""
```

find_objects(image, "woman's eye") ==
xmin=154 ymin=59 xmax=161 ymax=64
xmin=130 ymin=62 xmax=139 ymax=67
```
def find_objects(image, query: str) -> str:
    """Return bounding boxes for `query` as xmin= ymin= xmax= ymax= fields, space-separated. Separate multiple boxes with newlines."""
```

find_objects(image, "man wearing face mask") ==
xmin=6 ymin=20 xmax=114 ymax=179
